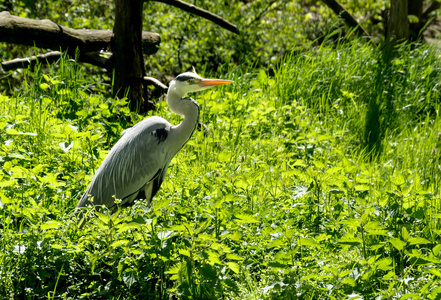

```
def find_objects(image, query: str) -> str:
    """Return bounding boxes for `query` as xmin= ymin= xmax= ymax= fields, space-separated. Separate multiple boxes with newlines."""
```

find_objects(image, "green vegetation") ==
xmin=1 ymin=0 xmax=391 ymax=80
xmin=1 ymin=40 xmax=441 ymax=299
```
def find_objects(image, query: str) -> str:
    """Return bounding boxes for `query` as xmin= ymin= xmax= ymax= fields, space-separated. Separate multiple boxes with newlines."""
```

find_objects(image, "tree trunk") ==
xmin=113 ymin=0 xmax=146 ymax=111
xmin=389 ymin=0 xmax=409 ymax=42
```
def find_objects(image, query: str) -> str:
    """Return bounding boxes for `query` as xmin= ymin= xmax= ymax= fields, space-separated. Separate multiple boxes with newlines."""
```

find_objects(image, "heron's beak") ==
xmin=198 ymin=79 xmax=233 ymax=86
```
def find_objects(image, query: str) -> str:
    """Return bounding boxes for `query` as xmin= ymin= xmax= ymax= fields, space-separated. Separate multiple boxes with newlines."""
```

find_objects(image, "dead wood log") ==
xmin=0 ymin=11 xmax=160 ymax=63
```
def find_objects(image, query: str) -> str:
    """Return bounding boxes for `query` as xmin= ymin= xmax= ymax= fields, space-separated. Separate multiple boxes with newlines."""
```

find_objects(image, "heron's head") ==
xmin=170 ymin=71 xmax=233 ymax=98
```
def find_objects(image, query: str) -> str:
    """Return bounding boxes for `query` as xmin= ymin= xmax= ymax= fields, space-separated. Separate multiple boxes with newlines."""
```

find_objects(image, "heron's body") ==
xmin=76 ymin=72 xmax=232 ymax=213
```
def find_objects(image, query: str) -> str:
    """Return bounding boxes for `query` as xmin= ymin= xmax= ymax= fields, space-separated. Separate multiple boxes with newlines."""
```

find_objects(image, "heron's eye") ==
xmin=187 ymin=78 xmax=197 ymax=84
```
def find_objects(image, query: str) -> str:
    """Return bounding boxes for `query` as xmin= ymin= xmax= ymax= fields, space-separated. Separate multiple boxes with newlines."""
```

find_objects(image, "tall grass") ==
xmin=1 ymin=41 xmax=441 ymax=299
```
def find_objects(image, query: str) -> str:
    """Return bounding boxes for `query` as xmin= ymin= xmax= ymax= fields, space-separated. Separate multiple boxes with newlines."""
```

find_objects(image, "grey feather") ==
xmin=76 ymin=116 xmax=172 ymax=209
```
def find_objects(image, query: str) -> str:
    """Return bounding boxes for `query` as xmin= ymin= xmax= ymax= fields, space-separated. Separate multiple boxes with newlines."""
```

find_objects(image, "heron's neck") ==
xmin=167 ymin=89 xmax=200 ymax=151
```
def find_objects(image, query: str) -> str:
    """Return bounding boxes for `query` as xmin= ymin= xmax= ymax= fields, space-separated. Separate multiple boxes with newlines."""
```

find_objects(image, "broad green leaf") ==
xmin=39 ymin=83 xmax=50 ymax=90
xmin=95 ymin=212 xmax=110 ymax=225
xmin=389 ymin=238 xmax=406 ymax=251
xmin=226 ymin=254 xmax=244 ymax=261
xmin=402 ymin=227 xmax=409 ymax=241
xmin=408 ymin=237 xmax=431 ymax=245
xmin=197 ymin=233 xmax=216 ymax=242
xmin=341 ymin=277 xmax=356 ymax=287
xmin=154 ymin=198 xmax=171 ymax=211
xmin=117 ymin=222 xmax=141 ymax=233
xmin=400 ymin=293 xmax=420 ymax=300
xmin=206 ymin=250 xmax=221 ymax=265
xmin=122 ymin=269 xmax=138 ymax=288
xmin=433 ymin=244 xmax=441 ymax=256
xmin=268 ymin=239 xmax=284 ymax=249
xmin=10 ymin=166 xmax=27 ymax=179
xmin=337 ymin=236 xmax=362 ymax=246
xmin=166 ymin=264 xmax=180 ymax=275
xmin=31 ymin=164 xmax=44 ymax=174
xmin=51 ymin=244 xmax=63 ymax=249
xmin=339 ymin=269 xmax=352 ymax=277
xmin=427 ymin=268 xmax=441 ymax=277
xmin=0 ymin=180 xmax=16 ymax=187
xmin=226 ymin=232 xmax=242 ymax=241
xmin=299 ymin=237 xmax=321 ymax=248
xmin=233 ymin=213 xmax=259 ymax=223
xmin=41 ymin=220 xmax=61 ymax=230
xmin=178 ymin=249 xmax=191 ymax=258
xmin=376 ymin=257 xmax=393 ymax=271
xmin=227 ymin=262 xmax=240 ymax=274
xmin=110 ymin=240 xmax=130 ymax=248
xmin=354 ymin=184 xmax=370 ymax=192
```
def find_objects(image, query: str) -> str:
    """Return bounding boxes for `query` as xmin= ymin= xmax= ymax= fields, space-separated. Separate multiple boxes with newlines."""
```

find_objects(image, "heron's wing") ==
xmin=77 ymin=117 xmax=172 ymax=209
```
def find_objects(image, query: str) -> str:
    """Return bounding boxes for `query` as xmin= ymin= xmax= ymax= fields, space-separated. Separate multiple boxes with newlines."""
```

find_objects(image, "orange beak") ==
xmin=198 ymin=79 xmax=233 ymax=86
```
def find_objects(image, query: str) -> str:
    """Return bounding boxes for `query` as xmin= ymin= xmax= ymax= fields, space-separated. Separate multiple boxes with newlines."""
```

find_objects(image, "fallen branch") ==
xmin=151 ymin=0 xmax=239 ymax=34
xmin=0 ymin=11 xmax=160 ymax=55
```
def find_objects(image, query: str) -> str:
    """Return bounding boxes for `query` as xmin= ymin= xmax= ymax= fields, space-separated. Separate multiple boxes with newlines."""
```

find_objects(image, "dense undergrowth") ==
xmin=1 ymin=41 xmax=441 ymax=299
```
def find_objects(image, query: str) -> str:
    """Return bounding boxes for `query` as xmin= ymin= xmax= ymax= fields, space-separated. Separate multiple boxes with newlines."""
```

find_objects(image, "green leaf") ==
xmin=95 ymin=212 xmax=110 ymax=225
xmin=226 ymin=232 xmax=242 ymax=241
xmin=337 ymin=236 xmax=362 ymax=246
xmin=51 ymin=244 xmax=63 ymax=249
xmin=354 ymin=184 xmax=370 ymax=192
xmin=268 ymin=239 xmax=284 ymax=249
xmin=166 ymin=264 xmax=180 ymax=275
xmin=117 ymin=222 xmax=141 ymax=233
xmin=0 ymin=180 xmax=16 ymax=187
xmin=433 ymin=244 xmax=441 ymax=256
xmin=376 ymin=257 xmax=393 ymax=271
xmin=227 ymin=262 xmax=240 ymax=274
xmin=299 ymin=237 xmax=321 ymax=248
xmin=110 ymin=240 xmax=130 ymax=248
xmin=427 ymin=268 xmax=441 ymax=277
xmin=233 ymin=213 xmax=259 ymax=223
xmin=408 ymin=237 xmax=431 ymax=245
xmin=400 ymin=293 xmax=420 ymax=300
xmin=389 ymin=238 xmax=406 ymax=251
xmin=401 ymin=227 xmax=409 ymax=241
xmin=226 ymin=254 xmax=244 ymax=261
xmin=154 ymin=198 xmax=171 ymax=211
xmin=341 ymin=277 xmax=356 ymax=287
xmin=39 ymin=83 xmax=50 ymax=90
xmin=122 ymin=269 xmax=138 ymax=288
xmin=41 ymin=220 xmax=61 ymax=230
xmin=179 ymin=249 xmax=191 ymax=258
xmin=206 ymin=250 xmax=221 ymax=265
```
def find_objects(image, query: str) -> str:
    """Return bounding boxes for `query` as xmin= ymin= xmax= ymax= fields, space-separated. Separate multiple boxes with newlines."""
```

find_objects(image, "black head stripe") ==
xmin=175 ymin=74 xmax=194 ymax=82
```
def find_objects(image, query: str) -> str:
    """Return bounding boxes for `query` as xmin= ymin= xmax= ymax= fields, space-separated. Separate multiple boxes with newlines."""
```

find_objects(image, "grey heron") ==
xmin=76 ymin=71 xmax=233 ymax=215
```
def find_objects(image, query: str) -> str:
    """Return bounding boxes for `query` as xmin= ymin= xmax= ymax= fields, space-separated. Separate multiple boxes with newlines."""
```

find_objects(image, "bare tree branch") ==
xmin=1 ymin=51 xmax=112 ymax=71
xmin=150 ymin=0 xmax=239 ymax=34
xmin=321 ymin=0 xmax=374 ymax=43
xmin=2 ymin=51 xmax=63 ymax=71
xmin=423 ymin=1 xmax=441 ymax=20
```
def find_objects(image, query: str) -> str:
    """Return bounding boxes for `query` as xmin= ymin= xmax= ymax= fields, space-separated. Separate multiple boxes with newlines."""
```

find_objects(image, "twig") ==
xmin=150 ymin=0 xmax=239 ymax=34
xmin=142 ymin=76 xmax=168 ymax=90
xmin=1 ymin=51 xmax=63 ymax=71
xmin=1 ymin=51 xmax=112 ymax=71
